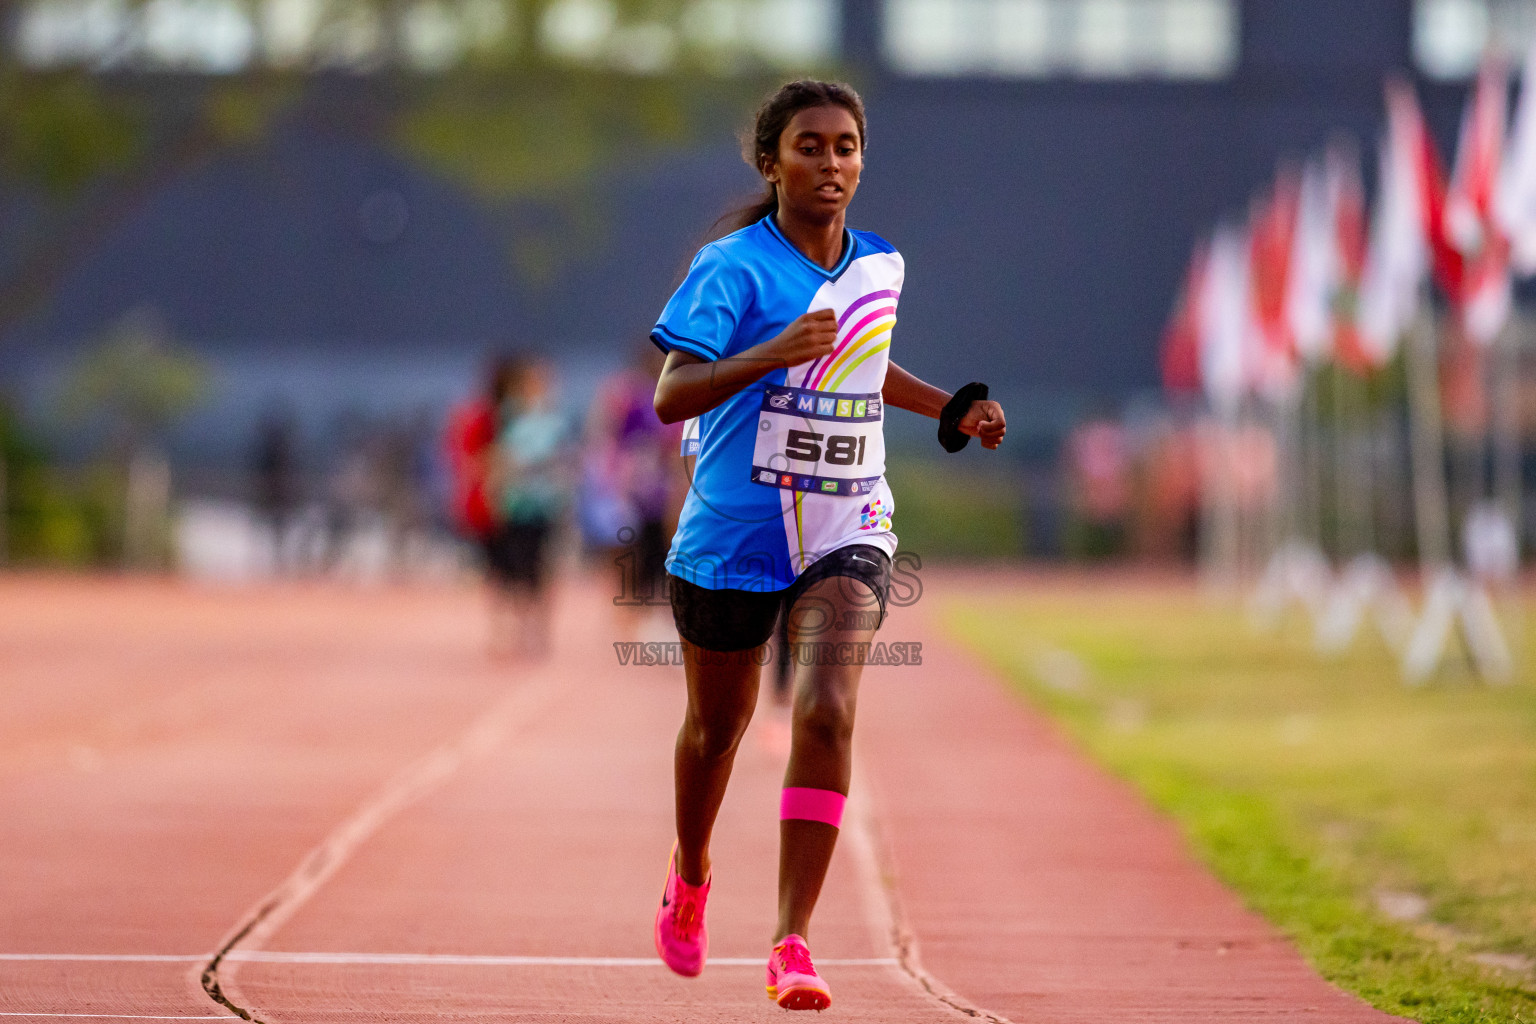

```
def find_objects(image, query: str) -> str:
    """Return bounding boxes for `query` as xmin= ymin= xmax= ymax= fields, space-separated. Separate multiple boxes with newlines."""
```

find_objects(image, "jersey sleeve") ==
xmin=651 ymin=245 xmax=749 ymax=362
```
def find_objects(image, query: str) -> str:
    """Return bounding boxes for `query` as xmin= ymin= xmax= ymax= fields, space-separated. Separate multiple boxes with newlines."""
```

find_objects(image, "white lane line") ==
xmin=227 ymin=952 xmax=897 ymax=967
xmin=0 ymin=956 xmax=206 ymax=963
xmin=204 ymin=666 xmax=562 ymax=1010
xmin=0 ymin=952 xmax=895 ymax=968
xmin=846 ymin=764 xmax=1017 ymax=1024
xmin=0 ymin=1015 xmax=228 ymax=1019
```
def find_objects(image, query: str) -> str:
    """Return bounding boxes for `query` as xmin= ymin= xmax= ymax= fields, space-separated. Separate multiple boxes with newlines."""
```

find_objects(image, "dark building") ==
xmin=0 ymin=0 xmax=1483 ymax=467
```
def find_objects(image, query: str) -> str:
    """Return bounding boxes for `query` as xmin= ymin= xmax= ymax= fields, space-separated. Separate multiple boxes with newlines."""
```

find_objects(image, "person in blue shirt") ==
xmin=648 ymin=79 xmax=1007 ymax=1010
xmin=488 ymin=354 xmax=569 ymax=659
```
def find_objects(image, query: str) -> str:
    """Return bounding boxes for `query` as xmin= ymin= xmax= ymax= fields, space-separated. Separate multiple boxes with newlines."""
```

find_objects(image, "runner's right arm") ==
xmin=652 ymin=309 xmax=838 ymax=424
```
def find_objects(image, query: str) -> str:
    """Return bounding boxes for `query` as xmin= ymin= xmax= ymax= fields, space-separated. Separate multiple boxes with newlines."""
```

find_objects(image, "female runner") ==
xmin=649 ymin=79 xmax=1007 ymax=1011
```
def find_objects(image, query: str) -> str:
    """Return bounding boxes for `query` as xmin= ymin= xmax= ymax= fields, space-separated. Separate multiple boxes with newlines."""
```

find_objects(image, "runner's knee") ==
xmin=794 ymin=689 xmax=855 ymax=753
xmin=682 ymin=710 xmax=751 ymax=762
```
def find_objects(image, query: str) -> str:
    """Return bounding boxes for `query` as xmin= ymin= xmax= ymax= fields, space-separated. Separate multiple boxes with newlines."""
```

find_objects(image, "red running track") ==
xmin=0 ymin=572 xmax=1407 ymax=1023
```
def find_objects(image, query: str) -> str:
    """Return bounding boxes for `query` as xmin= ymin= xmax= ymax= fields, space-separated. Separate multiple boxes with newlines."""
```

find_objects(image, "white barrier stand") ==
xmin=1314 ymin=552 xmax=1414 ymax=655
xmin=1249 ymin=539 xmax=1333 ymax=629
xmin=1402 ymin=564 xmax=1514 ymax=685
xmin=1395 ymin=301 xmax=1517 ymax=684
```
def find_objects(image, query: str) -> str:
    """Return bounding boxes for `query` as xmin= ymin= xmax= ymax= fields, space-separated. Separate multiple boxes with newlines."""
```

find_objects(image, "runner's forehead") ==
xmin=784 ymin=106 xmax=861 ymax=143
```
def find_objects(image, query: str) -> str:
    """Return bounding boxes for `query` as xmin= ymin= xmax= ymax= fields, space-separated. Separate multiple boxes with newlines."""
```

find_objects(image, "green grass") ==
xmin=943 ymin=582 xmax=1536 ymax=1023
xmin=885 ymin=456 xmax=1025 ymax=560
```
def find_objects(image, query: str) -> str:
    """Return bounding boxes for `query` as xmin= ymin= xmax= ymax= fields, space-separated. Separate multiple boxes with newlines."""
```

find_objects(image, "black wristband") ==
xmin=937 ymin=382 xmax=989 ymax=453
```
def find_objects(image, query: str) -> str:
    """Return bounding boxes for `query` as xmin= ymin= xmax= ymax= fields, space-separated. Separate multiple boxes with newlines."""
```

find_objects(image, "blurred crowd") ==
xmin=228 ymin=376 xmax=1234 ymax=593
xmin=230 ymin=346 xmax=689 ymax=634
xmin=1058 ymin=411 xmax=1271 ymax=563
xmin=242 ymin=403 xmax=444 ymax=580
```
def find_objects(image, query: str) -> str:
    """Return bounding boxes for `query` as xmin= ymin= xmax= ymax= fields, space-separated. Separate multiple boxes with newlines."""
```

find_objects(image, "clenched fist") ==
xmin=958 ymin=400 xmax=1007 ymax=450
xmin=765 ymin=309 xmax=838 ymax=367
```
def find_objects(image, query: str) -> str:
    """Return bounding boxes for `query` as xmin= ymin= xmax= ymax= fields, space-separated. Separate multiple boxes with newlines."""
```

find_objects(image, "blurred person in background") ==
xmin=325 ymin=409 xmax=381 ymax=576
xmin=1062 ymin=416 xmax=1130 ymax=560
xmin=251 ymin=400 xmax=300 ymax=575
xmin=1135 ymin=419 xmax=1202 ymax=562
xmin=446 ymin=355 xmax=513 ymax=648
xmin=582 ymin=342 xmax=686 ymax=641
xmin=379 ymin=407 xmax=437 ymax=574
xmin=1229 ymin=422 xmax=1279 ymax=521
xmin=446 ymin=356 xmax=509 ymax=547
xmin=488 ymin=354 xmax=571 ymax=659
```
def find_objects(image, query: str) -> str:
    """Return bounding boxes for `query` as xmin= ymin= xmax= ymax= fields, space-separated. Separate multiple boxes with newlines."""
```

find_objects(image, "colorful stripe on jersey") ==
xmin=800 ymin=289 xmax=899 ymax=391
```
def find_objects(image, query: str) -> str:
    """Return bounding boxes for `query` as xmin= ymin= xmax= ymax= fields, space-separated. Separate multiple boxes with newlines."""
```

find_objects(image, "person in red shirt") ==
xmin=445 ymin=354 xmax=514 ymax=646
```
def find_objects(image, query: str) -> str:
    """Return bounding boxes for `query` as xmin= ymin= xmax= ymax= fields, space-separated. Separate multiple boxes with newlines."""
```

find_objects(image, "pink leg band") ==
xmin=780 ymin=787 xmax=847 ymax=828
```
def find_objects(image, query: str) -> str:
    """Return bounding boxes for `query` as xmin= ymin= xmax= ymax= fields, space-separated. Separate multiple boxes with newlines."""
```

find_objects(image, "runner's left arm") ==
xmin=883 ymin=361 xmax=1007 ymax=450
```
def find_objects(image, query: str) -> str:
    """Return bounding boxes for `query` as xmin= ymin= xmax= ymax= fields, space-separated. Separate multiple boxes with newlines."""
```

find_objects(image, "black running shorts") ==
xmin=668 ymin=544 xmax=891 ymax=652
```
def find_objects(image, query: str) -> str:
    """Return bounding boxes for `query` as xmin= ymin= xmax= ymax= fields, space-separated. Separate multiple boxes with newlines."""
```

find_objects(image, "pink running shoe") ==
xmin=765 ymin=934 xmax=831 ymax=1011
xmin=654 ymin=842 xmax=709 ymax=977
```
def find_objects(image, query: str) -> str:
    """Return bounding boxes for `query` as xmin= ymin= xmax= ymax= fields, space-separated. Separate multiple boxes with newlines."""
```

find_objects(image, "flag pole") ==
xmin=1401 ymin=293 xmax=1513 ymax=682
xmin=1334 ymin=360 xmax=1362 ymax=559
xmin=1275 ymin=391 xmax=1297 ymax=557
xmin=1201 ymin=407 xmax=1242 ymax=595
xmin=1303 ymin=366 xmax=1324 ymax=549
xmin=1402 ymin=294 xmax=1454 ymax=684
xmin=1492 ymin=313 xmax=1526 ymax=667
xmin=1406 ymin=295 xmax=1451 ymax=571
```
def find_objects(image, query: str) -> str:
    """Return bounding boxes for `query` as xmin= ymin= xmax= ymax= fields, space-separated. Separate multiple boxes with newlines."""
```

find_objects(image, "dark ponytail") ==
xmin=709 ymin=79 xmax=867 ymax=239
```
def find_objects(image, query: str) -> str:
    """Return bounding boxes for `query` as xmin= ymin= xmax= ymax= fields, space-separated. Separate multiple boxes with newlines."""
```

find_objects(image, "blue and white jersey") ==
xmin=651 ymin=215 xmax=902 ymax=591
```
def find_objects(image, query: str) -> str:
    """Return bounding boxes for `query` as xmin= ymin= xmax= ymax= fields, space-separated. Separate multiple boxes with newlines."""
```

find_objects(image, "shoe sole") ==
xmin=660 ymin=954 xmax=703 ymax=978
xmin=766 ymin=984 xmax=831 ymax=1011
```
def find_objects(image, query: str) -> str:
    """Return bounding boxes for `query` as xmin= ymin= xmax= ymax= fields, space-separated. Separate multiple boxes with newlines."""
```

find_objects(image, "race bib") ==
xmin=750 ymin=384 xmax=884 ymax=496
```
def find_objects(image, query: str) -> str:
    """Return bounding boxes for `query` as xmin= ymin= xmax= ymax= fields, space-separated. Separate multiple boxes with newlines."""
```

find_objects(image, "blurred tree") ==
xmin=0 ymin=0 xmax=807 ymax=338
xmin=64 ymin=309 xmax=207 ymax=437
xmin=62 ymin=308 xmax=209 ymax=567
xmin=0 ymin=68 xmax=295 ymax=337
xmin=0 ymin=0 xmax=816 ymax=569
xmin=0 ymin=397 xmax=97 ymax=565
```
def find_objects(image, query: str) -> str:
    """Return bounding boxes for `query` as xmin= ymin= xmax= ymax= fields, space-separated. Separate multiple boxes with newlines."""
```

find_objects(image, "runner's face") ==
xmin=765 ymin=105 xmax=862 ymax=222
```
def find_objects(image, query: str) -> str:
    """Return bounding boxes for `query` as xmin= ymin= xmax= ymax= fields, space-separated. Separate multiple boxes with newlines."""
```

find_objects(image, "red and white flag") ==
xmin=1357 ymin=79 xmax=1432 ymax=366
xmin=1419 ymin=98 xmax=1465 ymax=306
xmin=1497 ymin=43 xmax=1536 ymax=277
xmin=1330 ymin=145 xmax=1374 ymax=375
xmin=1446 ymin=60 xmax=1512 ymax=345
xmin=1247 ymin=170 xmax=1301 ymax=401
xmin=1198 ymin=221 xmax=1252 ymax=416
xmin=1161 ymin=241 xmax=1207 ymax=394
xmin=1289 ymin=142 xmax=1372 ymax=372
xmin=1287 ymin=148 xmax=1350 ymax=364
